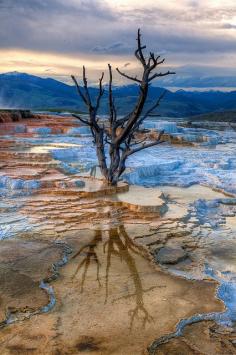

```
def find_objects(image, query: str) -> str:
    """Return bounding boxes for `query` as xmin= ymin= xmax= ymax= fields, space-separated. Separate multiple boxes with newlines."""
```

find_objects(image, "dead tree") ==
xmin=71 ymin=29 xmax=175 ymax=185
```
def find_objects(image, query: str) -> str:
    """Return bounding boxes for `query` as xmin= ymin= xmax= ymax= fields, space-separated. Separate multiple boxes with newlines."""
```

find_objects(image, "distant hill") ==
xmin=1 ymin=71 xmax=236 ymax=118
xmin=0 ymin=72 xmax=80 ymax=110
xmin=159 ymin=75 xmax=236 ymax=89
xmin=187 ymin=110 xmax=236 ymax=122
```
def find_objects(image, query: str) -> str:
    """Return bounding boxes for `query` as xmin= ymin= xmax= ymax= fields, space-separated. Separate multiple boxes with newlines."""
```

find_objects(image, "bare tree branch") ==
xmin=125 ymin=90 xmax=166 ymax=135
xmin=130 ymin=136 xmax=148 ymax=147
xmin=115 ymin=114 xmax=131 ymax=128
xmin=116 ymin=68 xmax=142 ymax=83
xmin=135 ymin=28 xmax=147 ymax=67
xmin=82 ymin=66 xmax=92 ymax=106
xmin=142 ymin=90 xmax=167 ymax=119
xmin=72 ymin=113 xmax=91 ymax=126
xmin=149 ymin=70 xmax=175 ymax=82
xmin=95 ymin=72 xmax=105 ymax=112
xmin=108 ymin=64 xmax=114 ymax=124
xmin=127 ymin=131 xmax=165 ymax=156
xmin=71 ymin=75 xmax=88 ymax=105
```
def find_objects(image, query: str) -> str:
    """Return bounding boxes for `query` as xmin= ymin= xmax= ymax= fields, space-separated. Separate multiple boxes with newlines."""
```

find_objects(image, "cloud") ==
xmin=92 ymin=42 xmax=130 ymax=53
xmin=1 ymin=0 xmax=236 ymax=80
xmin=0 ymin=0 xmax=117 ymax=53
xmin=0 ymin=0 xmax=236 ymax=55
xmin=221 ymin=23 xmax=236 ymax=29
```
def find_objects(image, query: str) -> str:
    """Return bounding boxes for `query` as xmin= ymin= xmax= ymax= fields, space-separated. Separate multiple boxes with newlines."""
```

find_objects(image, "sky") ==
xmin=0 ymin=0 xmax=236 ymax=86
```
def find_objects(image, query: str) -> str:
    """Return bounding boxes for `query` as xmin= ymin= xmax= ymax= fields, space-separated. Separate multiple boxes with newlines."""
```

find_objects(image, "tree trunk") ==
xmin=94 ymin=130 xmax=108 ymax=180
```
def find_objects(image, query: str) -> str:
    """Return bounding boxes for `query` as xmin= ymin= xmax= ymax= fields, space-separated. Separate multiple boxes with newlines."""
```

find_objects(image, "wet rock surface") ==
xmin=0 ymin=238 xmax=69 ymax=327
xmin=154 ymin=246 xmax=188 ymax=264
xmin=0 ymin=228 xmax=223 ymax=355
xmin=153 ymin=321 xmax=236 ymax=355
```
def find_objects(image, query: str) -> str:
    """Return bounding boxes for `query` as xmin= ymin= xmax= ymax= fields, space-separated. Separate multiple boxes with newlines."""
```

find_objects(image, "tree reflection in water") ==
xmin=72 ymin=226 xmax=161 ymax=330
xmin=71 ymin=230 xmax=102 ymax=292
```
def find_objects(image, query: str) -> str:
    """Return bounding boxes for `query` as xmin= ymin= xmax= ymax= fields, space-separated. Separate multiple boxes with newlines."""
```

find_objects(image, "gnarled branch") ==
xmin=71 ymin=75 xmax=88 ymax=105
xmin=127 ymin=131 xmax=165 ymax=156
xmin=82 ymin=66 xmax=92 ymax=106
xmin=95 ymin=72 xmax=105 ymax=113
xmin=116 ymin=68 xmax=142 ymax=83
xmin=135 ymin=28 xmax=147 ymax=67
xmin=149 ymin=70 xmax=175 ymax=82
xmin=72 ymin=113 xmax=91 ymax=126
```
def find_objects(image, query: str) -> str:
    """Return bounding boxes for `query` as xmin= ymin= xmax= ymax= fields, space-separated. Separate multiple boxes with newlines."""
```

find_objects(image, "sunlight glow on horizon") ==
xmin=0 ymin=49 xmax=140 ymax=78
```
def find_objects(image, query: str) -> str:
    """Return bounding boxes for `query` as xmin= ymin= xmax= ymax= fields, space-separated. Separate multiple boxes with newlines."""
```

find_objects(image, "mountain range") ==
xmin=1 ymin=72 xmax=236 ymax=118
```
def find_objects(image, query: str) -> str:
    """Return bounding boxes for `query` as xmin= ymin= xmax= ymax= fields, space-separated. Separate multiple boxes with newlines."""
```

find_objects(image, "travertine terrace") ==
xmin=0 ymin=113 xmax=235 ymax=354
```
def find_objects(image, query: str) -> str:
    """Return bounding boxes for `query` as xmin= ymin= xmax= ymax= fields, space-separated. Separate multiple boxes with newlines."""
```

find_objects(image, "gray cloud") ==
xmin=92 ymin=41 xmax=131 ymax=53
xmin=221 ymin=23 xmax=236 ymax=29
xmin=1 ymin=0 xmax=236 ymax=76
xmin=0 ymin=0 xmax=114 ymax=18
xmin=0 ymin=0 xmax=117 ymax=53
xmin=120 ymin=4 xmax=236 ymax=24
